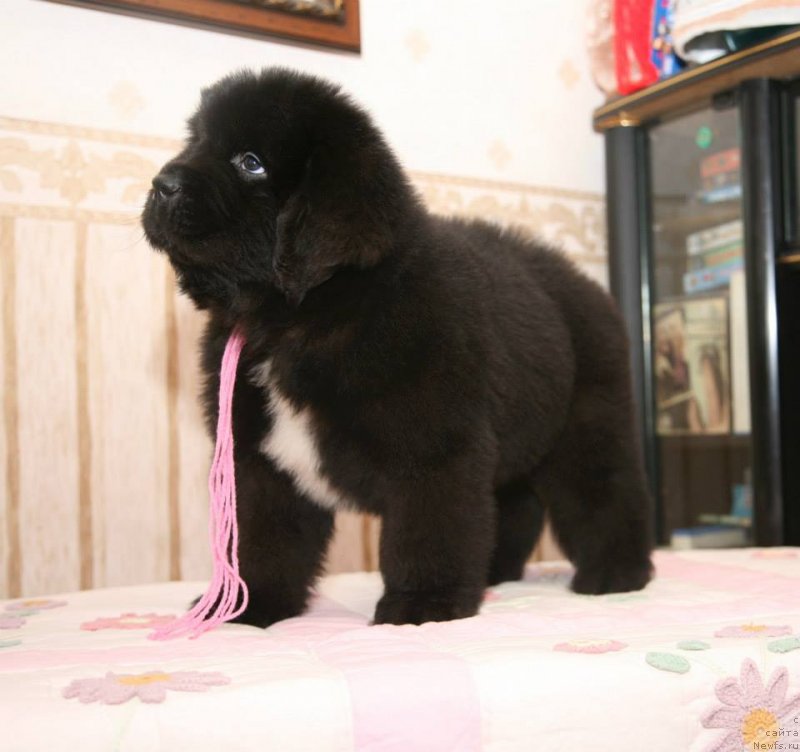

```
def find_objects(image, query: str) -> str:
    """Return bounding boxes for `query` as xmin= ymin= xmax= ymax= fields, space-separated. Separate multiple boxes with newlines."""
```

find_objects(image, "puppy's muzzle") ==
xmin=152 ymin=171 xmax=183 ymax=201
xmin=146 ymin=164 xmax=216 ymax=241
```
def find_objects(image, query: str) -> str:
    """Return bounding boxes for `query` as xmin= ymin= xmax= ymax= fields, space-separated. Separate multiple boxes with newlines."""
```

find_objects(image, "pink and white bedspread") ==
xmin=3 ymin=548 xmax=800 ymax=751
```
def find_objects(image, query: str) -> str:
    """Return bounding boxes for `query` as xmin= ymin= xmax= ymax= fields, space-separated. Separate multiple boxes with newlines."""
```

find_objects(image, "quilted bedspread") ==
xmin=3 ymin=548 xmax=800 ymax=751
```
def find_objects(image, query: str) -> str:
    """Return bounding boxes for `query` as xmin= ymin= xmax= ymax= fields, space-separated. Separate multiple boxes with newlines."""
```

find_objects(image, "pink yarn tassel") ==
xmin=150 ymin=327 xmax=249 ymax=640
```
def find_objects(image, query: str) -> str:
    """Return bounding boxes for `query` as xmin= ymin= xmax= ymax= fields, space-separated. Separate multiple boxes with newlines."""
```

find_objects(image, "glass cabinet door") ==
xmin=648 ymin=105 xmax=753 ymax=549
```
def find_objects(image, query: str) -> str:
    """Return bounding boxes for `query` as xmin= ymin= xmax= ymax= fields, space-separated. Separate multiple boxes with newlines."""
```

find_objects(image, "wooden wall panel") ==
xmin=328 ymin=510 xmax=370 ymax=573
xmin=84 ymin=225 xmax=170 ymax=587
xmin=1 ymin=218 xmax=17 ymax=597
xmin=173 ymin=287 xmax=213 ymax=581
xmin=14 ymin=218 xmax=81 ymax=596
xmin=534 ymin=523 xmax=564 ymax=562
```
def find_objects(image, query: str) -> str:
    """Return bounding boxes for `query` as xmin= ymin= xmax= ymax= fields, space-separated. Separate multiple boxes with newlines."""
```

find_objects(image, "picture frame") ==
xmin=48 ymin=0 xmax=361 ymax=52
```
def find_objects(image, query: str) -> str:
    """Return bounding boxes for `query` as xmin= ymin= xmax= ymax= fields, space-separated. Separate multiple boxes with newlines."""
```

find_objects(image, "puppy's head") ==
xmin=142 ymin=69 xmax=415 ymax=310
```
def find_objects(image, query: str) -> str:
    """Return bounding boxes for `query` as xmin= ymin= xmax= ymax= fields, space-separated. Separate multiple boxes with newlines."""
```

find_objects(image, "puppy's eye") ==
xmin=233 ymin=152 xmax=266 ymax=176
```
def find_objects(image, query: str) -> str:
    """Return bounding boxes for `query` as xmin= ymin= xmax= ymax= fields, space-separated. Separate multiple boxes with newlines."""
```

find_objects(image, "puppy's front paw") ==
xmin=571 ymin=559 xmax=653 ymax=595
xmin=187 ymin=595 xmax=298 ymax=628
xmin=225 ymin=607 xmax=276 ymax=629
xmin=373 ymin=590 xmax=481 ymax=626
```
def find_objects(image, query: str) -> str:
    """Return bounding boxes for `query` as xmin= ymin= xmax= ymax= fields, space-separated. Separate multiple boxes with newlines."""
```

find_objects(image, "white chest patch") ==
xmin=251 ymin=359 xmax=349 ymax=511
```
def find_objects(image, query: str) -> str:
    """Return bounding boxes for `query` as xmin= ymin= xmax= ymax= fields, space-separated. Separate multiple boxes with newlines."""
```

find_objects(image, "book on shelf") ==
xmin=683 ymin=258 xmax=744 ymax=294
xmin=671 ymin=524 xmax=748 ymax=550
xmin=730 ymin=475 xmax=753 ymax=520
xmin=700 ymin=148 xmax=740 ymax=181
xmin=698 ymin=513 xmax=752 ymax=528
xmin=696 ymin=474 xmax=753 ymax=532
xmin=698 ymin=183 xmax=742 ymax=204
xmin=686 ymin=219 xmax=743 ymax=256
xmin=654 ymin=295 xmax=730 ymax=435
xmin=687 ymin=243 xmax=743 ymax=271
xmin=699 ymin=147 xmax=741 ymax=201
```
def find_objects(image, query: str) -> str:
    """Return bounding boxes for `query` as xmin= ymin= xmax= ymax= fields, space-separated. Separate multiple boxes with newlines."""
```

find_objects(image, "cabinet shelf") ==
xmin=657 ymin=433 xmax=751 ymax=448
xmin=599 ymin=56 xmax=800 ymax=547
xmin=593 ymin=28 xmax=800 ymax=131
xmin=653 ymin=201 xmax=741 ymax=236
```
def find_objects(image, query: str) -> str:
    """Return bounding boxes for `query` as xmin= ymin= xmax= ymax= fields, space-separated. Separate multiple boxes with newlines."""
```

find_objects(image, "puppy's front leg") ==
xmin=231 ymin=454 xmax=334 ymax=628
xmin=374 ymin=470 xmax=494 ymax=626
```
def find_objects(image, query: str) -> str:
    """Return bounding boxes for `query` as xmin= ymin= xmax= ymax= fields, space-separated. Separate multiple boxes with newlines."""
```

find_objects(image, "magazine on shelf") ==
xmin=654 ymin=295 xmax=731 ymax=435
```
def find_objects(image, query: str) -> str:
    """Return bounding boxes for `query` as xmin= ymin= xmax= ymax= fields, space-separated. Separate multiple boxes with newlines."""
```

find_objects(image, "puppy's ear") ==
xmin=273 ymin=133 xmax=414 ymax=306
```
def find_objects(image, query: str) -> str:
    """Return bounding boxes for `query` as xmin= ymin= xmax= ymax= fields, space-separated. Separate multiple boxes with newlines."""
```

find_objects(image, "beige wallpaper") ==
xmin=0 ymin=116 xmax=600 ymax=598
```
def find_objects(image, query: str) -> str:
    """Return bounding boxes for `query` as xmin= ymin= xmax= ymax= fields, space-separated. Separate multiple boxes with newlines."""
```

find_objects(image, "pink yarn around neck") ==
xmin=150 ymin=327 xmax=249 ymax=640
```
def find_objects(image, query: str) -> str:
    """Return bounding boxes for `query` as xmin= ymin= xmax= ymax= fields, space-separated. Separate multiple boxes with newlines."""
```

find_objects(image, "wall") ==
xmin=0 ymin=0 xmax=606 ymax=598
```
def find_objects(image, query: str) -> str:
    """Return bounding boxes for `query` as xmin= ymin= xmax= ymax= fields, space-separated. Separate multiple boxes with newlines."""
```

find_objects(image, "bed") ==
xmin=2 ymin=548 xmax=800 ymax=751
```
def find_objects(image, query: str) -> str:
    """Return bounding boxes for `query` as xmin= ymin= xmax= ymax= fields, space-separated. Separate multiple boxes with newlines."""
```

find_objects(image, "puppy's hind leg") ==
xmin=536 ymin=386 xmax=654 ymax=596
xmin=488 ymin=478 xmax=545 ymax=585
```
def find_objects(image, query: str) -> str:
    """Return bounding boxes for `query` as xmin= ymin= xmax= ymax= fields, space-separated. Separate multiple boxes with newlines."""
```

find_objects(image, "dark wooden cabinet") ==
xmin=595 ymin=29 xmax=800 ymax=547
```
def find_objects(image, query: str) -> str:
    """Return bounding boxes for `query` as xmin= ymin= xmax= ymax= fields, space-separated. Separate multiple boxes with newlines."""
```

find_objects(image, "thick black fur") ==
xmin=142 ymin=68 xmax=653 ymax=627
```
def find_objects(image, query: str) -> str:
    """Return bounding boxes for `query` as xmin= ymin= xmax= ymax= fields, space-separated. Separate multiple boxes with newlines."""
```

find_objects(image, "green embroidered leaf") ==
xmin=0 ymin=639 xmax=22 ymax=649
xmin=767 ymin=637 xmax=800 ymax=654
xmin=677 ymin=640 xmax=710 ymax=651
xmin=606 ymin=593 xmax=648 ymax=603
xmin=645 ymin=652 xmax=690 ymax=674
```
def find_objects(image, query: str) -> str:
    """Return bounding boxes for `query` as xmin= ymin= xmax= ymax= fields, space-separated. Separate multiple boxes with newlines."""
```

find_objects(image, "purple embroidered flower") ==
xmin=554 ymin=639 xmax=627 ymax=654
xmin=63 ymin=670 xmax=230 ymax=704
xmin=715 ymin=624 xmax=792 ymax=639
xmin=702 ymin=658 xmax=800 ymax=751
xmin=80 ymin=613 xmax=176 ymax=631
xmin=5 ymin=598 xmax=67 ymax=612
xmin=0 ymin=615 xmax=26 ymax=629
xmin=526 ymin=564 xmax=573 ymax=584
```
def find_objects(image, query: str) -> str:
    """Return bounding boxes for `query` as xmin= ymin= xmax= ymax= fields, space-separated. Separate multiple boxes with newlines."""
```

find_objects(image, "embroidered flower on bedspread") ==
xmin=63 ymin=670 xmax=230 ymax=704
xmin=0 ymin=615 xmax=27 ymax=629
xmin=4 ymin=599 xmax=67 ymax=612
xmin=702 ymin=658 xmax=800 ymax=752
xmin=715 ymin=624 xmax=792 ymax=639
xmin=752 ymin=550 xmax=798 ymax=560
xmin=80 ymin=613 xmax=176 ymax=631
xmin=553 ymin=639 xmax=627 ymax=654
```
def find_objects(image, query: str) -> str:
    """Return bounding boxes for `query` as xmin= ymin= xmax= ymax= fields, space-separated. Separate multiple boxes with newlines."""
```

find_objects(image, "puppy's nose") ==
xmin=152 ymin=172 xmax=182 ymax=199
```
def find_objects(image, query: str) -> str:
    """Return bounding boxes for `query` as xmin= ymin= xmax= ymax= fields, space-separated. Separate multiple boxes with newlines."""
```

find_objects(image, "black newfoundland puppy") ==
xmin=143 ymin=69 xmax=653 ymax=627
